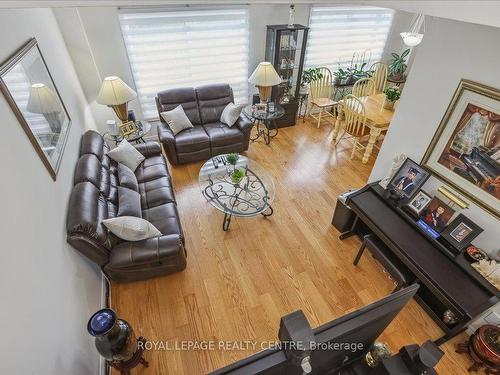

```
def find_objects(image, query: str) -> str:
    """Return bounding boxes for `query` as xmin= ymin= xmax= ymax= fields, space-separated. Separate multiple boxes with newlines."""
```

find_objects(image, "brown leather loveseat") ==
xmin=66 ymin=130 xmax=186 ymax=282
xmin=157 ymin=83 xmax=253 ymax=165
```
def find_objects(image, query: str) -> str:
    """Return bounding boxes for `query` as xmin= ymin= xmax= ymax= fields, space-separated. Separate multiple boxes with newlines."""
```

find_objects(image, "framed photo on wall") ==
xmin=388 ymin=158 xmax=430 ymax=199
xmin=440 ymin=214 xmax=483 ymax=251
xmin=422 ymin=79 xmax=500 ymax=219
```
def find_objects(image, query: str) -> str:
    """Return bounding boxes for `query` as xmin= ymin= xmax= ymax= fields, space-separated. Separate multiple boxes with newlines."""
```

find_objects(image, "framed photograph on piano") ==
xmin=440 ymin=214 xmax=483 ymax=251
xmin=422 ymin=79 xmax=500 ymax=219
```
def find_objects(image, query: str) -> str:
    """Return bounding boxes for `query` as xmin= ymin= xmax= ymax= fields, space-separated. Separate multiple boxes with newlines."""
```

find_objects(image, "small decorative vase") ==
xmin=443 ymin=309 xmax=459 ymax=326
xmin=366 ymin=342 xmax=391 ymax=367
xmin=383 ymin=97 xmax=395 ymax=110
xmin=87 ymin=308 xmax=137 ymax=362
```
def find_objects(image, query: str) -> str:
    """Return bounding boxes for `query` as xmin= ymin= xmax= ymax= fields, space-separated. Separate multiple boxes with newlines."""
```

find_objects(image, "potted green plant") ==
xmin=383 ymin=86 xmax=401 ymax=110
xmin=301 ymin=68 xmax=324 ymax=94
xmin=230 ymin=168 xmax=245 ymax=184
xmin=388 ymin=48 xmax=410 ymax=81
xmin=333 ymin=68 xmax=348 ymax=86
xmin=226 ymin=153 xmax=238 ymax=165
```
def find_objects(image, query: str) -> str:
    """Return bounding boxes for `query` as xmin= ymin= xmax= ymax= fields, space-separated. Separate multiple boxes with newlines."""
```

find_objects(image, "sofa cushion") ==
xmin=160 ymin=105 xmax=194 ymax=135
xmin=139 ymin=176 xmax=176 ymax=209
xmin=142 ymin=202 xmax=183 ymax=237
xmin=196 ymin=84 xmax=233 ymax=124
xmin=220 ymin=103 xmax=244 ymax=127
xmin=117 ymin=186 xmax=142 ymax=218
xmin=108 ymin=139 xmax=145 ymax=172
xmin=118 ymin=163 xmax=139 ymax=192
xmin=80 ymin=130 xmax=107 ymax=160
xmin=174 ymin=126 xmax=210 ymax=153
xmin=156 ymin=87 xmax=201 ymax=125
xmin=135 ymin=154 xmax=170 ymax=183
xmin=203 ymin=122 xmax=244 ymax=147
xmin=102 ymin=216 xmax=161 ymax=241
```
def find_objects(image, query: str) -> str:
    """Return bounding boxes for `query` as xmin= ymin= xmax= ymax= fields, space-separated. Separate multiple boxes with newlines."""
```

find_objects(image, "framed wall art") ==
xmin=0 ymin=38 xmax=71 ymax=180
xmin=422 ymin=79 xmax=500 ymax=218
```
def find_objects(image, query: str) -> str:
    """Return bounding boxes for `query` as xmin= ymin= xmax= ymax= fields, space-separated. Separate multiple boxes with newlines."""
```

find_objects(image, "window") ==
xmin=305 ymin=6 xmax=394 ymax=71
xmin=119 ymin=8 xmax=249 ymax=119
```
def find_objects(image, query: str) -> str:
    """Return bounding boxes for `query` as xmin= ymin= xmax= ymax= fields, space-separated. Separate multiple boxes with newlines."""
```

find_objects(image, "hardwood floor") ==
xmin=111 ymin=118 xmax=472 ymax=374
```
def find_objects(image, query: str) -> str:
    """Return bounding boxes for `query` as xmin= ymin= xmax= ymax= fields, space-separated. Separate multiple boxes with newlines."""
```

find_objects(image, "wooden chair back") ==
xmin=370 ymin=62 xmax=388 ymax=92
xmin=343 ymin=94 xmax=367 ymax=138
xmin=352 ymin=78 xmax=376 ymax=98
xmin=309 ymin=67 xmax=333 ymax=100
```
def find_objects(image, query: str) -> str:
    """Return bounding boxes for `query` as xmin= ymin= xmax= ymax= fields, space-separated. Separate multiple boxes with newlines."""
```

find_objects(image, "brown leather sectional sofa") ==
xmin=156 ymin=83 xmax=253 ymax=165
xmin=66 ymin=130 xmax=186 ymax=282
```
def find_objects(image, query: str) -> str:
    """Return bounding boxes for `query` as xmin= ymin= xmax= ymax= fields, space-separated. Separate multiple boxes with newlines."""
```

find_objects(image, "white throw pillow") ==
xmin=107 ymin=139 xmax=145 ymax=172
xmin=220 ymin=103 xmax=244 ymax=127
xmin=160 ymin=105 xmax=194 ymax=135
xmin=103 ymin=216 xmax=162 ymax=241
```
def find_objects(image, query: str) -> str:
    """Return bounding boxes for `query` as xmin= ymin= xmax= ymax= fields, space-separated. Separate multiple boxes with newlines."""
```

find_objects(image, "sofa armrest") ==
xmin=235 ymin=114 xmax=253 ymax=134
xmin=157 ymin=121 xmax=174 ymax=143
xmin=108 ymin=234 xmax=185 ymax=269
xmin=157 ymin=122 xmax=179 ymax=164
xmin=134 ymin=142 xmax=162 ymax=157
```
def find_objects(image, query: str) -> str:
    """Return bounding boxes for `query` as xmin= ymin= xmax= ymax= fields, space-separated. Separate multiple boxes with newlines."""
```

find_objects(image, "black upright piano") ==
xmin=341 ymin=182 xmax=499 ymax=345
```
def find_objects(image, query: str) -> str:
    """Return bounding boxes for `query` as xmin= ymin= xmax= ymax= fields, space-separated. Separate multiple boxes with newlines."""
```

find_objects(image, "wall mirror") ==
xmin=0 ymin=38 xmax=71 ymax=180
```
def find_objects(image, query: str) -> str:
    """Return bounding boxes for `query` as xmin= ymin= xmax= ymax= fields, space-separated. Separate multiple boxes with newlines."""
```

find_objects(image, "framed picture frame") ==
xmin=388 ymin=158 xmax=430 ymax=199
xmin=421 ymin=79 xmax=500 ymax=219
xmin=407 ymin=190 xmax=432 ymax=215
xmin=118 ymin=120 xmax=137 ymax=137
xmin=0 ymin=38 xmax=71 ymax=180
xmin=441 ymin=213 xmax=484 ymax=251
xmin=419 ymin=196 xmax=456 ymax=233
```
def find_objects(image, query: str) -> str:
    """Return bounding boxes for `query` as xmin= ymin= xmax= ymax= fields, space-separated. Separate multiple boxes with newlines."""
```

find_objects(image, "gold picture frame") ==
xmin=422 ymin=79 xmax=500 ymax=218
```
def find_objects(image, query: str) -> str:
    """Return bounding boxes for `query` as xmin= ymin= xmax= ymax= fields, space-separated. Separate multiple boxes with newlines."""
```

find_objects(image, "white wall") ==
xmin=54 ymin=5 xmax=411 ymax=132
xmin=370 ymin=16 xmax=500 ymax=257
xmin=0 ymin=8 xmax=102 ymax=374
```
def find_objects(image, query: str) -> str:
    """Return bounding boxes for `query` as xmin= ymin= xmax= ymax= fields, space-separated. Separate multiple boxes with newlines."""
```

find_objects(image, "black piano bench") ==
xmin=354 ymin=234 xmax=416 ymax=293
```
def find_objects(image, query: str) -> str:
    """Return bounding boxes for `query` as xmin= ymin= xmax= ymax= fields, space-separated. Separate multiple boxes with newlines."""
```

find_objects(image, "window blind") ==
xmin=119 ymin=8 xmax=249 ymax=119
xmin=305 ymin=6 xmax=394 ymax=71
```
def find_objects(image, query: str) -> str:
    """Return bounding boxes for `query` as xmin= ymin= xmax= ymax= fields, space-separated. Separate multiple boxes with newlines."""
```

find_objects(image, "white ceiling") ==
xmin=1 ymin=0 xmax=500 ymax=29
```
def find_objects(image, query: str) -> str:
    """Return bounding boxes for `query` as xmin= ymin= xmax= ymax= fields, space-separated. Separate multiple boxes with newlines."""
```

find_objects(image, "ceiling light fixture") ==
xmin=400 ymin=14 xmax=425 ymax=47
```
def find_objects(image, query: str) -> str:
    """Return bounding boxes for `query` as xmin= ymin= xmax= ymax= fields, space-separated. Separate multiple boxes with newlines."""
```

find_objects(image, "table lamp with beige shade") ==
xmin=27 ymin=83 xmax=63 ymax=133
xmin=249 ymin=62 xmax=282 ymax=103
xmin=96 ymin=76 xmax=137 ymax=123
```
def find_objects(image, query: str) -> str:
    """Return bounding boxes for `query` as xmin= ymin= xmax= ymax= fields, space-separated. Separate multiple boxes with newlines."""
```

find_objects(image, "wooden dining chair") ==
xmin=352 ymin=78 xmax=376 ymax=98
xmin=307 ymin=67 xmax=337 ymax=128
xmin=370 ymin=62 xmax=388 ymax=92
xmin=334 ymin=94 xmax=369 ymax=160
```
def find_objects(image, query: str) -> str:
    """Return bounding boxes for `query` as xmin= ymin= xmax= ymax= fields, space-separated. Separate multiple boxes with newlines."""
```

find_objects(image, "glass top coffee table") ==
xmin=199 ymin=154 xmax=275 ymax=231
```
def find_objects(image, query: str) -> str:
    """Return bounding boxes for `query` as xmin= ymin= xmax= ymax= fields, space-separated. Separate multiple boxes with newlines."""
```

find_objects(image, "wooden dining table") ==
xmin=332 ymin=93 xmax=395 ymax=163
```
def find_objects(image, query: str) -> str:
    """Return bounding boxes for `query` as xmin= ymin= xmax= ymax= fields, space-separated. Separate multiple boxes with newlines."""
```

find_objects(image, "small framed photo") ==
xmin=419 ymin=196 xmax=456 ymax=233
xmin=407 ymin=190 xmax=432 ymax=215
xmin=388 ymin=158 xmax=430 ymax=200
xmin=441 ymin=214 xmax=483 ymax=251
xmin=119 ymin=120 xmax=138 ymax=137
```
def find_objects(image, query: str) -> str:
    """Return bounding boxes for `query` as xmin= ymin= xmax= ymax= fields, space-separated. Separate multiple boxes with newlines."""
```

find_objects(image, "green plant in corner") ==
xmin=388 ymin=48 xmax=410 ymax=79
xmin=226 ymin=153 xmax=239 ymax=166
xmin=230 ymin=168 xmax=245 ymax=184
xmin=384 ymin=86 xmax=401 ymax=102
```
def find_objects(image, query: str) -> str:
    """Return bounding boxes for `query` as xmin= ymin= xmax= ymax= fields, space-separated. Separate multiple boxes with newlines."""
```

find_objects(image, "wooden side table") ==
xmin=108 ymin=337 xmax=149 ymax=375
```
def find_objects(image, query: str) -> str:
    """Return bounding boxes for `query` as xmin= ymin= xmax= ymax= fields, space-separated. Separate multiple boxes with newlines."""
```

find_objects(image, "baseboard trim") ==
xmin=100 ymin=272 xmax=111 ymax=375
